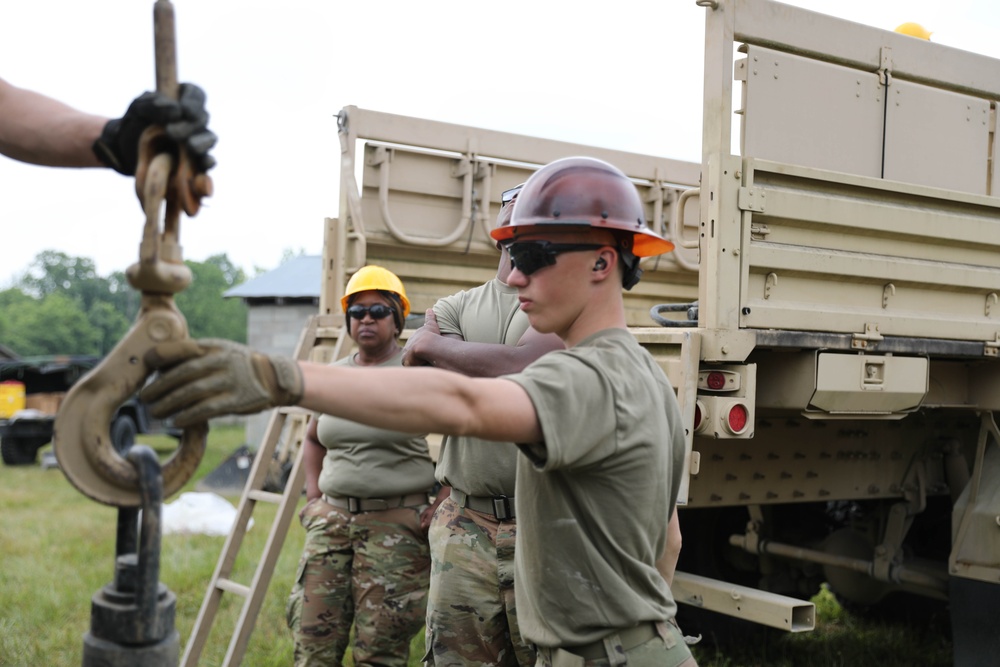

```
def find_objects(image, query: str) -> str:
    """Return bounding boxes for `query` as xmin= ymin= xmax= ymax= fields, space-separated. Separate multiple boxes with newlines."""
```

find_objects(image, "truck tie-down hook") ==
xmin=53 ymin=0 xmax=211 ymax=508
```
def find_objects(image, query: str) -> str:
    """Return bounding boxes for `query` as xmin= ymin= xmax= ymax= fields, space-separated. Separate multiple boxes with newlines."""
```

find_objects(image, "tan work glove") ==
xmin=141 ymin=338 xmax=303 ymax=428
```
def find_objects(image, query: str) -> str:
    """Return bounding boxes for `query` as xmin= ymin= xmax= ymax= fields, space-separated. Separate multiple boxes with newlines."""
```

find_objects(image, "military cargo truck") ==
xmin=308 ymin=0 xmax=999 ymax=662
xmin=0 ymin=355 xmax=175 ymax=466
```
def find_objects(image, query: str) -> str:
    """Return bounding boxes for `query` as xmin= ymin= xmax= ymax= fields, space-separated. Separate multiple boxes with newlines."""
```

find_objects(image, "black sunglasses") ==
xmin=505 ymin=241 xmax=606 ymax=276
xmin=346 ymin=304 xmax=395 ymax=321
xmin=501 ymin=184 xmax=524 ymax=207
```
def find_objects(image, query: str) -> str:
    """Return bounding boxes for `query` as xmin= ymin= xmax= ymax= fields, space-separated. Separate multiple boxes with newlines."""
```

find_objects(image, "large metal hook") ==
xmin=53 ymin=0 xmax=210 ymax=507
xmin=55 ymin=153 xmax=207 ymax=506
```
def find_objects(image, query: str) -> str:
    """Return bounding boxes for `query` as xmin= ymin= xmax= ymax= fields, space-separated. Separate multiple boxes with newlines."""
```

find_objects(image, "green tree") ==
xmin=0 ymin=288 xmax=33 ymax=309
xmin=174 ymin=254 xmax=248 ymax=342
xmin=0 ymin=292 xmax=100 ymax=356
xmin=87 ymin=301 xmax=132 ymax=355
xmin=0 ymin=289 xmax=33 ymax=349
xmin=1 ymin=251 xmax=249 ymax=357
xmin=105 ymin=270 xmax=141 ymax=323
xmin=17 ymin=251 xmax=109 ymax=312
xmin=11 ymin=252 xmax=133 ymax=355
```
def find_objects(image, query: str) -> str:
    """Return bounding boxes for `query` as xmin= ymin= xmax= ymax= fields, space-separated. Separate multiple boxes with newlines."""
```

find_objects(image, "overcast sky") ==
xmin=2 ymin=1 xmax=999 ymax=286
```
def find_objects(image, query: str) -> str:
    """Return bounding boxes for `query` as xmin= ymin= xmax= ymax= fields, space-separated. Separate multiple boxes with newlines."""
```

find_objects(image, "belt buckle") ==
xmin=348 ymin=497 xmax=361 ymax=513
xmin=492 ymin=495 xmax=512 ymax=520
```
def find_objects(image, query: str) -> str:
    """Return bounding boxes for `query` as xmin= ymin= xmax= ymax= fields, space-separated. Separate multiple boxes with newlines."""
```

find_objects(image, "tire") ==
xmin=951 ymin=576 xmax=1000 ymax=665
xmin=110 ymin=415 xmax=138 ymax=455
xmin=1 ymin=437 xmax=46 ymax=465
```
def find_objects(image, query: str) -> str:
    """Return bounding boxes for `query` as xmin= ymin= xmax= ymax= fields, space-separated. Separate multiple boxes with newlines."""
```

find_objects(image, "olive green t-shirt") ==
xmin=316 ymin=350 xmax=435 ymax=498
xmin=505 ymin=328 xmax=685 ymax=647
xmin=432 ymin=277 xmax=529 ymax=496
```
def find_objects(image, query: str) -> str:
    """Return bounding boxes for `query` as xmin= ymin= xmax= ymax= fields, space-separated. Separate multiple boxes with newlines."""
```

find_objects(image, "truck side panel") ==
xmin=332 ymin=106 xmax=701 ymax=327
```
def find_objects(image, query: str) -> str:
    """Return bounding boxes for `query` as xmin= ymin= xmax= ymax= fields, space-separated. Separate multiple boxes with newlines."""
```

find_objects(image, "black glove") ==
xmin=93 ymin=82 xmax=217 ymax=176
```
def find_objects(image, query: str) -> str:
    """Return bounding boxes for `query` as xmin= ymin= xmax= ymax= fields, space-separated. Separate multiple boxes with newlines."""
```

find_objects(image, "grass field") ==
xmin=0 ymin=424 xmax=953 ymax=666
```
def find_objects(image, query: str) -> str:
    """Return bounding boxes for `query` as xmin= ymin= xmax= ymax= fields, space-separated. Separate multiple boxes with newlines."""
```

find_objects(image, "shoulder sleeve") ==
xmin=432 ymin=292 xmax=463 ymax=336
xmin=506 ymin=351 xmax=617 ymax=471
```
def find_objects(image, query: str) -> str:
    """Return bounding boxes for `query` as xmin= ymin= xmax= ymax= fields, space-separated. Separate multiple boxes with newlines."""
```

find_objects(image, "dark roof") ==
xmin=224 ymin=255 xmax=321 ymax=299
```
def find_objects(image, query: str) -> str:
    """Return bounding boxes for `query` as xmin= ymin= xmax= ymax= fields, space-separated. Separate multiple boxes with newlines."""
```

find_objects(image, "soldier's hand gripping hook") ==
xmin=54 ymin=0 xmax=212 ymax=507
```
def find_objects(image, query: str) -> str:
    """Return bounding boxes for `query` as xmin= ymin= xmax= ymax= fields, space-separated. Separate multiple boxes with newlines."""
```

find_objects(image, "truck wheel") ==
xmin=111 ymin=415 xmax=138 ymax=455
xmin=825 ymin=498 xmax=950 ymax=626
xmin=1 ymin=437 xmax=46 ymax=466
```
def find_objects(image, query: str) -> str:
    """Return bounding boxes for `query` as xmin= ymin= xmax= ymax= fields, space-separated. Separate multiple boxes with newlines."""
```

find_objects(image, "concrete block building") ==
xmin=224 ymin=255 xmax=321 ymax=448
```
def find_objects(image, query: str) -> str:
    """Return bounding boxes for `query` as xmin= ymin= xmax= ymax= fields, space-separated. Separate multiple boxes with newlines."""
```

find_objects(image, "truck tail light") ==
xmin=725 ymin=403 xmax=750 ymax=435
xmin=693 ymin=365 xmax=755 ymax=439
xmin=698 ymin=369 xmax=742 ymax=392
xmin=706 ymin=371 xmax=727 ymax=390
xmin=693 ymin=400 xmax=707 ymax=434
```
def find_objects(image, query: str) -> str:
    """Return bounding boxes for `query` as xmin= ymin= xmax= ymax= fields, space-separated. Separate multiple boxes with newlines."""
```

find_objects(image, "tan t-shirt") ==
xmin=432 ymin=277 xmax=529 ymax=496
xmin=316 ymin=350 xmax=435 ymax=498
xmin=505 ymin=328 xmax=685 ymax=647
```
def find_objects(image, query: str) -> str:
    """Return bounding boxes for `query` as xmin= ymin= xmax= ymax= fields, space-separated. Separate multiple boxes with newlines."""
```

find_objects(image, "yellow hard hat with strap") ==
xmin=340 ymin=265 xmax=411 ymax=317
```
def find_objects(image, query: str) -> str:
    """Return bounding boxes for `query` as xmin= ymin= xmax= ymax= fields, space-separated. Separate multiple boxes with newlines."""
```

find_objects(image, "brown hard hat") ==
xmin=491 ymin=156 xmax=675 ymax=257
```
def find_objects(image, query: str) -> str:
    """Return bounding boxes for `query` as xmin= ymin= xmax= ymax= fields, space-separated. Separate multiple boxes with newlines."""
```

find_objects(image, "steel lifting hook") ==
xmin=54 ymin=0 xmax=211 ymax=508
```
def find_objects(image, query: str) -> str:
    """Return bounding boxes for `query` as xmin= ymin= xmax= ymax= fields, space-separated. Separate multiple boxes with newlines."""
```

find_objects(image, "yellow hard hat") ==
xmin=895 ymin=22 xmax=932 ymax=40
xmin=340 ymin=265 xmax=411 ymax=317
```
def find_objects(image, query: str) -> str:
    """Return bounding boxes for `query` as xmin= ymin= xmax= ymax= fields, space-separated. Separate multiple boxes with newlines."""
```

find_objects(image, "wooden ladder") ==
xmin=181 ymin=314 xmax=349 ymax=666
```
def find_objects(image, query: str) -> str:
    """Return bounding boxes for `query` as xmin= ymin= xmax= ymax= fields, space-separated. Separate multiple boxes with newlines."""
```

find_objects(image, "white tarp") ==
xmin=162 ymin=491 xmax=252 ymax=536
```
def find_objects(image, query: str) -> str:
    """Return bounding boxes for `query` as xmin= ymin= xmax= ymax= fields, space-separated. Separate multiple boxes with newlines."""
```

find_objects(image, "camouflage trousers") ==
xmin=287 ymin=497 xmax=430 ymax=667
xmin=423 ymin=495 xmax=535 ymax=666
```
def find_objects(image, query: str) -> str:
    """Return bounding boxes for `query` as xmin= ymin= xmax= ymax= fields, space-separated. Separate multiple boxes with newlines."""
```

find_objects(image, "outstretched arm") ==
xmin=298 ymin=362 xmax=541 ymax=444
xmin=0 ymin=77 xmax=216 ymax=174
xmin=141 ymin=338 xmax=544 ymax=444
xmin=0 ymin=77 xmax=105 ymax=167
xmin=403 ymin=308 xmax=563 ymax=376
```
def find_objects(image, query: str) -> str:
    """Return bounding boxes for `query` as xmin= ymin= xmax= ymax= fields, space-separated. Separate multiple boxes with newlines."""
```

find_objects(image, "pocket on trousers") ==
xmin=419 ymin=629 xmax=434 ymax=666
xmin=298 ymin=496 xmax=325 ymax=525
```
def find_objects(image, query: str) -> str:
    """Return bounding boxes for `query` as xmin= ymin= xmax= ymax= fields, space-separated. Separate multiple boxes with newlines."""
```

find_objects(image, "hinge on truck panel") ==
xmin=688 ymin=450 xmax=701 ymax=476
xmin=451 ymin=156 xmax=472 ymax=177
xmin=985 ymin=334 xmax=1000 ymax=358
xmin=734 ymin=57 xmax=748 ymax=83
xmin=450 ymin=155 xmax=489 ymax=181
xmin=750 ymin=223 xmax=770 ymax=240
xmin=738 ymin=186 xmax=766 ymax=212
xmin=368 ymin=144 xmax=391 ymax=167
xmin=852 ymin=323 xmax=884 ymax=349
xmin=878 ymin=46 xmax=893 ymax=86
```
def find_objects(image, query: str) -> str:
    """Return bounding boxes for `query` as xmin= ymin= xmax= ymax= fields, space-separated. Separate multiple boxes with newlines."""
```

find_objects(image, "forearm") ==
xmin=140 ymin=340 xmax=541 ymax=443
xmin=416 ymin=335 xmax=538 ymax=377
xmin=302 ymin=436 xmax=325 ymax=501
xmin=297 ymin=361 xmax=540 ymax=443
xmin=300 ymin=362 xmax=474 ymax=434
xmin=0 ymin=80 xmax=105 ymax=167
